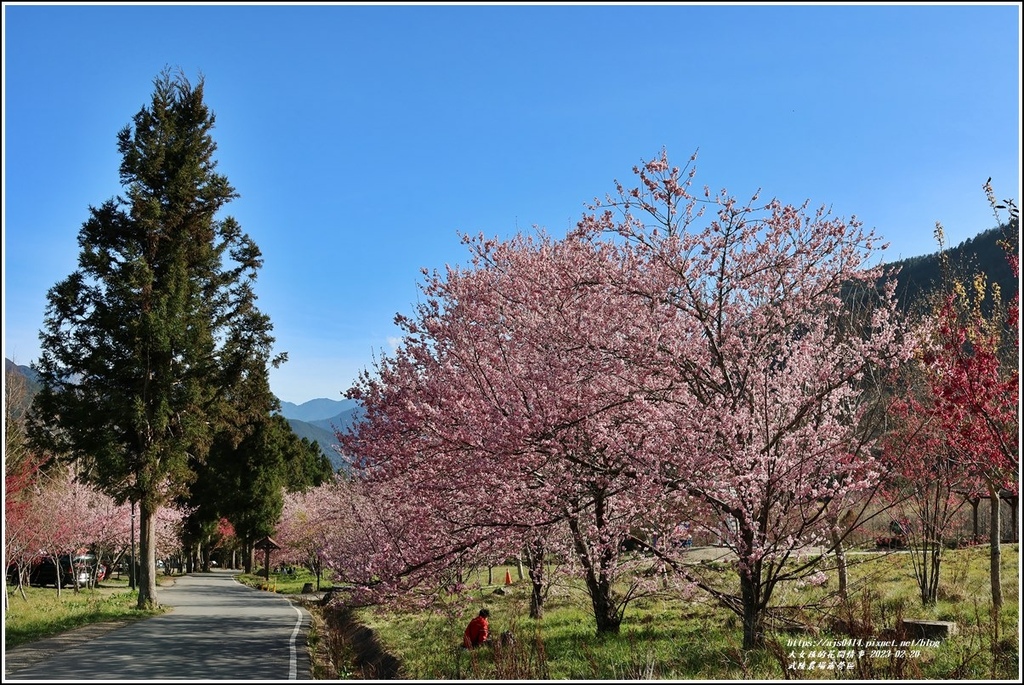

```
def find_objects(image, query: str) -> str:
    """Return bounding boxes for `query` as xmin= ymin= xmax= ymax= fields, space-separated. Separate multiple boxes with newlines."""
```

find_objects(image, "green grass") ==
xmin=234 ymin=566 xmax=333 ymax=595
xmin=4 ymin=577 xmax=166 ymax=648
xmin=354 ymin=579 xmax=773 ymax=679
xmin=321 ymin=546 xmax=1019 ymax=680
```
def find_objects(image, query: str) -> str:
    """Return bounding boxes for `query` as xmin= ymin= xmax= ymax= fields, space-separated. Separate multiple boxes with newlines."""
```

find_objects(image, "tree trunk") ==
xmin=529 ymin=577 xmax=544 ymax=619
xmin=525 ymin=542 xmax=545 ymax=619
xmin=971 ymin=498 xmax=980 ymax=540
xmin=739 ymin=569 xmax=765 ymax=650
xmin=567 ymin=514 xmax=621 ymax=635
xmin=242 ymin=541 xmax=253 ymax=574
xmin=829 ymin=516 xmax=848 ymax=601
xmin=922 ymin=484 xmax=942 ymax=605
xmin=989 ymin=485 xmax=1002 ymax=615
xmin=1010 ymin=499 xmax=1018 ymax=543
xmin=924 ymin=539 xmax=941 ymax=605
xmin=589 ymin=578 xmax=621 ymax=635
xmin=137 ymin=503 xmax=159 ymax=610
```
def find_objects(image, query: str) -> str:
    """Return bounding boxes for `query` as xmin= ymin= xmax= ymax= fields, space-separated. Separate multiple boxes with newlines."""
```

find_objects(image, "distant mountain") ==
xmin=309 ymin=404 xmax=364 ymax=434
xmin=5 ymin=359 xmax=41 ymax=388
xmin=277 ymin=397 xmax=358 ymax=423
xmin=285 ymin=418 xmax=352 ymax=473
xmin=3 ymin=363 xmax=357 ymax=472
xmin=275 ymin=398 xmax=362 ymax=471
xmin=4 ymin=359 xmax=41 ymax=419
xmin=295 ymin=408 xmax=364 ymax=474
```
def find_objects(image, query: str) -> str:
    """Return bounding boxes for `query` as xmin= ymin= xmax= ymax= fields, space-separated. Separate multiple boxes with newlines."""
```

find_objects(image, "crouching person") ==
xmin=463 ymin=609 xmax=490 ymax=649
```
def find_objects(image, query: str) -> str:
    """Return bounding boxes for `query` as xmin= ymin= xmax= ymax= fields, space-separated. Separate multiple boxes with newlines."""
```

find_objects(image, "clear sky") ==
xmin=3 ymin=2 xmax=1021 ymax=405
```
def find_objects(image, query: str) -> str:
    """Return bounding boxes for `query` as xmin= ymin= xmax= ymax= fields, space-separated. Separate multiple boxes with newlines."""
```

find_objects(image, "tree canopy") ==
xmin=27 ymin=68 xmax=283 ymax=609
xmin=338 ymin=150 xmax=912 ymax=645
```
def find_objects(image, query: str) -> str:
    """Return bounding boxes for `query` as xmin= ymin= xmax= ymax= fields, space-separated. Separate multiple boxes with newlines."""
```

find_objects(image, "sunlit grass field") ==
xmin=315 ymin=544 xmax=1019 ymax=680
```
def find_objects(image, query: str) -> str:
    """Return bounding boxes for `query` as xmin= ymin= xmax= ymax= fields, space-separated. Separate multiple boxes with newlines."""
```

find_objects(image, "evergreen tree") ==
xmin=182 ymin=412 xmax=334 ymax=573
xmin=27 ymin=68 xmax=283 ymax=610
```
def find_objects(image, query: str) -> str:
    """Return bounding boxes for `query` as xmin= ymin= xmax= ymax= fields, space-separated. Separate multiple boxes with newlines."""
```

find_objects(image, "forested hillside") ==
xmin=882 ymin=224 xmax=1018 ymax=315
xmin=285 ymin=418 xmax=349 ymax=472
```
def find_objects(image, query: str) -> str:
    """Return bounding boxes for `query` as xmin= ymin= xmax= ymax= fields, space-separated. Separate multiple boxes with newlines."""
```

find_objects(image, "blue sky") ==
xmin=3 ymin=2 xmax=1021 ymax=405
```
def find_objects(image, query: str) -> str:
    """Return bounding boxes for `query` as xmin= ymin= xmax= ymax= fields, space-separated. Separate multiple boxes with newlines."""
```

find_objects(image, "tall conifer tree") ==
xmin=28 ymin=68 xmax=282 ymax=609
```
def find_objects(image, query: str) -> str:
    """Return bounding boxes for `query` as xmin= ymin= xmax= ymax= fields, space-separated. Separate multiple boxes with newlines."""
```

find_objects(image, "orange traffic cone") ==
xmin=504 ymin=570 xmax=513 ymax=586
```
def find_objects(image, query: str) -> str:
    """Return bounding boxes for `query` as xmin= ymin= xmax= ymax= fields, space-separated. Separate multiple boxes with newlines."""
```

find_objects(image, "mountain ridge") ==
xmin=277 ymin=397 xmax=358 ymax=423
xmin=276 ymin=398 xmax=363 ymax=472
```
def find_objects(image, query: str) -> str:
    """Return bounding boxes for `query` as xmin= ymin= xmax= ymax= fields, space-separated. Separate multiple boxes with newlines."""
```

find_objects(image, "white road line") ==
xmin=288 ymin=603 xmax=303 ymax=680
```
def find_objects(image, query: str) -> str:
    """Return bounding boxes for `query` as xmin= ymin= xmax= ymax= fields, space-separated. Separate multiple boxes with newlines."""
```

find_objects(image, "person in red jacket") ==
xmin=463 ymin=608 xmax=490 ymax=649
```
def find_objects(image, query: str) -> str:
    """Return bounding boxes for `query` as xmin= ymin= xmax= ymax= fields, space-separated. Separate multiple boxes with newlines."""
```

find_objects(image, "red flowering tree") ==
xmin=920 ymin=190 xmax=1018 ymax=616
xmin=8 ymin=465 xmax=125 ymax=594
xmin=4 ymin=364 xmax=47 ymax=597
xmin=882 ymin=383 xmax=976 ymax=605
xmin=4 ymin=452 xmax=48 ymax=598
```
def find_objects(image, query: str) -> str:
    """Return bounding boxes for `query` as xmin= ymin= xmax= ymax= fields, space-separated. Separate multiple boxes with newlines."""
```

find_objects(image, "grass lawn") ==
xmin=235 ymin=566 xmax=333 ymax=595
xmin=309 ymin=543 xmax=1019 ymax=680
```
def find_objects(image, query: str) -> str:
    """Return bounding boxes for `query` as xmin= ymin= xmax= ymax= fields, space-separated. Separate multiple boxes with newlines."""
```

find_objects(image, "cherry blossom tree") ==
xmin=279 ymin=472 xmax=486 ymax=609
xmin=8 ymin=464 xmax=124 ymax=594
xmin=339 ymin=149 xmax=908 ymax=647
xmin=277 ymin=479 xmax=348 ymax=590
xmin=341 ymin=232 xmax=674 ymax=633
xmin=573 ymin=150 xmax=911 ymax=648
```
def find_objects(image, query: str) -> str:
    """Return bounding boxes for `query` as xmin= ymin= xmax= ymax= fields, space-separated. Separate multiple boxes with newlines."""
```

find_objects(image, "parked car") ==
xmin=28 ymin=554 xmax=104 ymax=588
xmin=75 ymin=554 xmax=107 ymax=585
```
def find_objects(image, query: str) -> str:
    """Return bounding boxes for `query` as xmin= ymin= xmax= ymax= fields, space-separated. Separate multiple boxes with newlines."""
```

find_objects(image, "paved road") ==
xmin=4 ymin=570 xmax=312 ymax=681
